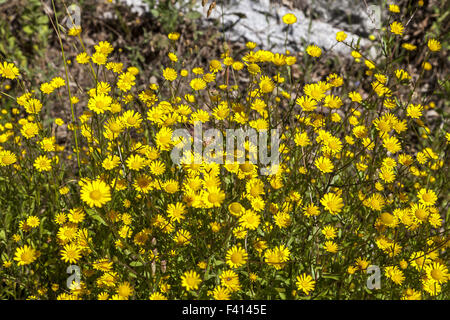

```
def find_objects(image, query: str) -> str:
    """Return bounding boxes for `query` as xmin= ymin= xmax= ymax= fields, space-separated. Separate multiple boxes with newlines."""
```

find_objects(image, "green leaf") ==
xmin=150 ymin=9 xmax=160 ymax=17
xmin=86 ymin=209 xmax=107 ymax=226
xmin=321 ymin=274 xmax=340 ymax=280
xmin=23 ymin=25 xmax=33 ymax=35
xmin=203 ymin=273 xmax=215 ymax=281
xmin=37 ymin=15 xmax=48 ymax=25
xmin=213 ymin=259 xmax=224 ymax=266
xmin=186 ymin=11 xmax=202 ymax=20
xmin=130 ymin=261 xmax=143 ymax=267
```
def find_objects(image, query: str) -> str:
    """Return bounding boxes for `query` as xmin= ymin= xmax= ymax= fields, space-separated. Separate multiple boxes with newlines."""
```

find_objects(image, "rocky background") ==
xmin=121 ymin=0 xmax=379 ymax=54
xmin=0 ymin=0 xmax=447 ymax=111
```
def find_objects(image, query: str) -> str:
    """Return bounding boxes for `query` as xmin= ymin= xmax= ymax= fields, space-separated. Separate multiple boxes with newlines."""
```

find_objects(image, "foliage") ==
xmin=0 ymin=1 xmax=448 ymax=300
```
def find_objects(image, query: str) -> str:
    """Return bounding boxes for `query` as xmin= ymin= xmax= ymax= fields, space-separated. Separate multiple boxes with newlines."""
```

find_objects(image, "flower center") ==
xmin=90 ymin=190 xmax=102 ymax=200
xmin=431 ymin=269 xmax=442 ymax=281
xmin=415 ymin=209 xmax=428 ymax=220
xmin=21 ymin=251 xmax=34 ymax=263
xmin=165 ymin=184 xmax=177 ymax=193
xmin=422 ymin=193 xmax=432 ymax=203
xmin=231 ymin=252 xmax=242 ymax=264
xmin=208 ymin=193 xmax=220 ymax=204
xmin=240 ymin=163 xmax=253 ymax=173
xmin=159 ymin=135 xmax=171 ymax=144
xmin=229 ymin=203 xmax=242 ymax=215
xmin=381 ymin=213 xmax=394 ymax=224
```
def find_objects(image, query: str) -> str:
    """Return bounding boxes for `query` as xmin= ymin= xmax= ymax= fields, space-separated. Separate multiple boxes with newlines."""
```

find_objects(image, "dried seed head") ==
xmin=207 ymin=1 xmax=216 ymax=17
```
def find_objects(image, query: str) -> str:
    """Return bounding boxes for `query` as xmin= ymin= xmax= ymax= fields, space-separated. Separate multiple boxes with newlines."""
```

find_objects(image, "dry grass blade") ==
xmin=207 ymin=1 xmax=216 ymax=18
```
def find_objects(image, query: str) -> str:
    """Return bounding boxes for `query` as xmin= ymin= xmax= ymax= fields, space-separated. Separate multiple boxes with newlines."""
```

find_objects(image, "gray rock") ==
xmin=119 ymin=0 xmax=375 ymax=55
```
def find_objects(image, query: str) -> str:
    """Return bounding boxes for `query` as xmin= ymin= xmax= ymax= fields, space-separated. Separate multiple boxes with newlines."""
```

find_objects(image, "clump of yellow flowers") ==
xmin=0 ymin=3 xmax=448 ymax=300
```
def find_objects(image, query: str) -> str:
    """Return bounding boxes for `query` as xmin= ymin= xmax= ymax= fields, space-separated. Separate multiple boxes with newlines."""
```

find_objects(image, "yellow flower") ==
xmin=126 ymin=154 xmax=146 ymax=171
xmin=34 ymin=155 xmax=52 ymax=172
xmin=239 ymin=210 xmax=260 ymax=230
xmin=422 ymin=61 xmax=432 ymax=70
xmin=76 ymin=52 xmax=90 ymax=64
xmin=219 ymin=270 xmax=241 ymax=292
xmin=209 ymin=59 xmax=222 ymax=73
xmin=385 ymin=266 xmax=405 ymax=285
xmin=427 ymin=39 xmax=441 ymax=52
xmin=246 ymin=41 xmax=257 ymax=49
xmin=324 ymin=94 xmax=343 ymax=109
xmin=149 ymin=292 xmax=167 ymax=300
xmin=336 ymin=31 xmax=347 ymax=42
xmin=365 ymin=60 xmax=376 ymax=69
xmin=382 ymin=135 xmax=401 ymax=153
xmin=417 ymin=188 xmax=437 ymax=206
xmin=155 ymin=127 xmax=173 ymax=151
xmin=226 ymin=245 xmax=248 ymax=268
xmin=306 ymin=45 xmax=322 ymax=57
xmin=293 ymin=131 xmax=310 ymax=147
xmin=117 ymin=282 xmax=133 ymax=299
xmin=91 ymin=52 xmax=107 ymax=65
xmin=168 ymin=32 xmax=180 ymax=40
xmin=315 ymin=156 xmax=334 ymax=173
xmin=80 ymin=179 xmax=111 ymax=208
xmin=324 ymin=241 xmax=338 ymax=253
xmin=320 ymin=192 xmax=344 ymax=214
xmin=351 ymin=50 xmax=362 ymax=59
xmin=303 ymin=83 xmax=326 ymax=101
xmin=60 ymin=243 xmax=81 ymax=264
xmin=95 ymin=41 xmax=114 ymax=55
xmin=304 ymin=203 xmax=320 ymax=217
xmin=402 ymin=288 xmax=421 ymax=300
xmin=190 ymin=78 xmax=207 ymax=90
xmin=68 ymin=208 xmax=85 ymax=223
xmin=425 ymin=262 xmax=449 ymax=284
xmin=161 ymin=179 xmax=178 ymax=194
xmin=167 ymin=202 xmax=186 ymax=223
xmin=121 ymin=110 xmax=142 ymax=128
xmin=402 ymin=43 xmax=417 ymax=51
xmin=282 ymin=13 xmax=297 ymax=25
xmin=26 ymin=216 xmax=40 ymax=228
xmin=390 ymin=21 xmax=404 ymax=35
xmin=40 ymin=83 xmax=54 ymax=94
xmin=296 ymin=273 xmax=315 ymax=295
xmin=322 ymin=225 xmax=337 ymax=239
xmin=87 ymin=94 xmax=112 ymax=114
xmin=264 ymin=245 xmax=290 ymax=270
xmin=24 ymin=98 xmax=43 ymax=114
xmin=0 ymin=61 xmax=20 ymax=80
xmin=51 ymin=77 xmax=65 ymax=88
xmin=212 ymin=286 xmax=231 ymax=300
xmin=389 ymin=4 xmax=400 ymax=13
xmin=163 ymin=67 xmax=177 ymax=81
xmin=406 ymin=103 xmax=423 ymax=119
xmin=14 ymin=245 xmax=37 ymax=266
xmin=0 ymin=150 xmax=17 ymax=166
xmin=181 ymin=270 xmax=202 ymax=291
xmin=68 ymin=26 xmax=82 ymax=36
xmin=259 ymin=75 xmax=275 ymax=93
